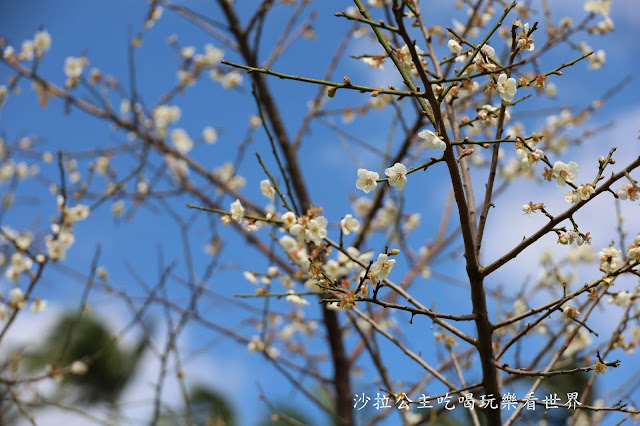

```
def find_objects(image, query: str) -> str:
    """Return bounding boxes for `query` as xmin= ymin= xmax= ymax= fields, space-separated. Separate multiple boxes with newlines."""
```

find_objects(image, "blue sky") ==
xmin=1 ymin=0 xmax=639 ymax=425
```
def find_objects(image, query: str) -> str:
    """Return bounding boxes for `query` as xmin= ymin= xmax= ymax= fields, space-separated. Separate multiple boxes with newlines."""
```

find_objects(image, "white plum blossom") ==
xmin=617 ymin=183 xmax=639 ymax=201
xmin=181 ymin=46 xmax=195 ymax=59
xmin=286 ymin=290 xmax=310 ymax=307
xmin=170 ymin=128 xmax=193 ymax=154
xmin=152 ymin=105 xmax=181 ymax=133
xmin=260 ymin=179 xmax=275 ymax=202
xmin=564 ymin=190 xmax=581 ymax=204
xmin=230 ymin=199 xmax=244 ymax=222
xmin=30 ymin=298 xmax=47 ymax=313
xmin=608 ymin=291 xmax=633 ymax=308
xmin=496 ymin=73 xmax=517 ymax=103
xmin=361 ymin=57 xmax=384 ymax=70
xmin=70 ymin=360 xmax=88 ymax=375
xmin=418 ymin=129 xmax=446 ymax=151
xmin=305 ymin=216 xmax=328 ymax=244
xmin=577 ymin=184 xmax=595 ymax=200
xmin=243 ymin=271 xmax=258 ymax=284
xmin=10 ymin=287 xmax=26 ymax=309
xmin=598 ymin=245 xmax=621 ymax=270
xmin=340 ymin=214 xmax=360 ymax=235
xmin=585 ymin=0 xmax=610 ymax=16
xmin=403 ymin=213 xmax=421 ymax=231
xmin=384 ymin=163 xmax=408 ymax=191
xmin=478 ymin=104 xmax=511 ymax=127
xmin=64 ymin=57 xmax=84 ymax=78
xmin=21 ymin=40 xmax=35 ymax=60
xmin=562 ymin=305 xmax=580 ymax=318
xmin=447 ymin=39 xmax=462 ymax=55
xmin=516 ymin=23 xmax=535 ymax=51
xmin=34 ymin=30 xmax=52 ymax=54
xmin=195 ymin=44 xmax=224 ymax=68
xmin=280 ymin=212 xmax=296 ymax=229
xmin=565 ymin=326 xmax=592 ymax=357
xmin=552 ymin=161 xmax=578 ymax=187
xmin=356 ymin=168 xmax=379 ymax=193
xmin=370 ymin=253 xmax=396 ymax=280
xmin=202 ymin=126 xmax=218 ymax=143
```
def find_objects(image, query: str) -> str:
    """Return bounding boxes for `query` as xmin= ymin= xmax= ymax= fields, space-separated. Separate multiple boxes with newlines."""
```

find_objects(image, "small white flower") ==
xmin=577 ymin=184 xmax=595 ymax=201
xmin=70 ymin=360 xmax=88 ymax=375
xmin=260 ymin=179 xmax=275 ymax=202
xmin=562 ymin=305 xmax=580 ymax=318
xmin=588 ymin=50 xmax=606 ymax=70
xmin=447 ymin=39 xmax=462 ymax=55
xmin=30 ymin=298 xmax=47 ymax=313
xmin=361 ymin=57 xmax=384 ymax=70
xmin=64 ymin=57 xmax=84 ymax=78
xmin=356 ymin=168 xmax=379 ymax=194
xmin=247 ymin=336 xmax=264 ymax=353
xmin=111 ymin=200 xmax=125 ymax=217
xmin=171 ymin=128 xmax=193 ymax=154
xmin=564 ymin=189 xmax=581 ymax=204
xmin=305 ymin=216 xmax=328 ymax=244
xmin=370 ymin=253 xmax=396 ymax=280
xmin=403 ymin=213 xmax=421 ymax=231
xmin=34 ymin=30 xmax=52 ymax=54
xmin=384 ymin=162 xmax=408 ymax=191
xmin=21 ymin=40 xmax=35 ymax=60
xmin=496 ymin=73 xmax=517 ymax=103
xmin=286 ymin=290 xmax=310 ymax=307
xmin=195 ymin=44 xmax=224 ymax=68
xmin=181 ymin=46 xmax=195 ymax=59
xmin=618 ymin=183 xmax=639 ymax=201
xmin=585 ymin=0 xmax=610 ymax=16
xmin=522 ymin=204 xmax=533 ymax=214
xmin=608 ymin=291 xmax=633 ymax=308
xmin=340 ymin=214 xmax=360 ymax=235
xmin=202 ymin=126 xmax=218 ymax=143
xmin=230 ymin=199 xmax=244 ymax=222
xmin=243 ymin=271 xmax=258 ymax=284
xmin=418 ymin=129 xmax=446 ymax=151
xmin=280 ymin=212 xmax=297 ymax=229
xmin=552 ymin=161 xmax=578 ymax=187
xmin=598 ymin=245 xmax=621 ymax=269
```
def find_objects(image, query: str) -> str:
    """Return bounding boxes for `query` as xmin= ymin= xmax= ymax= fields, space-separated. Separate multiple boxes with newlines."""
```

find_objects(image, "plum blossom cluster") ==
xmin=395 ymin=43 xmax=425 ymax=76
xmin=45 ymin=199 xmax=91 ymax=261
xmin=1 ymin=29 xmax=51 ymax=63
xmin=477 ymin=104 xmax=511 ymax=128
xmin=286 ymin=212 xmax=328 ymax=245
xmin=564 ymin=184 xmax=595 ymax=204
xmin=598 ymin=245 xmax=622 ymax=271
xmin=627 ymin=235 xmax=640 ymax=263
xmin=514 ymin=136 xmax=544 ymax=170
xmin=558 ymin=229 xmax=591 ymax=247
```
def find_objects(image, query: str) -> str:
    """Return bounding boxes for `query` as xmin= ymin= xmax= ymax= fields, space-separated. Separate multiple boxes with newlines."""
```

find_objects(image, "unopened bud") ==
xmin=327 ymin=86 xmax=337 ymax=98
xmin=370 ymin=90 xmax=380 ymax=97
xmin=387 ymin=248 xmax=400 ymax=256
xmin=598 ymin=156 xmax=606 ymax=165
xmin=558 ymin=234 xmax=569 ymax=245
xmin=343 ymin=76 xmax=352 ymax=85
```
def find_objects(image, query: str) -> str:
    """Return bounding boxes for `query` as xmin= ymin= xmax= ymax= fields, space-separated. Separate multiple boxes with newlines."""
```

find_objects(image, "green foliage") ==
xmin=189 ymin=385 xmax=235 ymax=426
xmin=26 ymin=313 xmax=148 ymax=405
